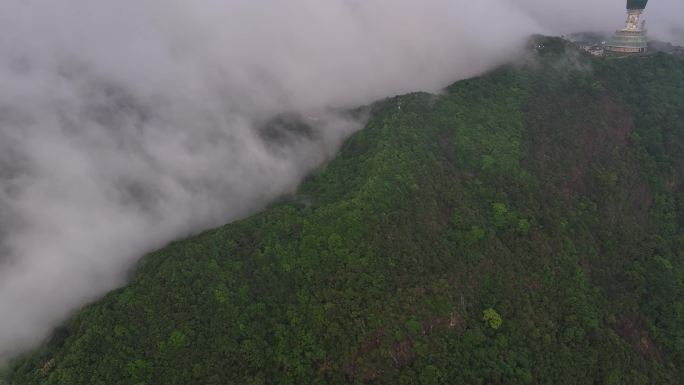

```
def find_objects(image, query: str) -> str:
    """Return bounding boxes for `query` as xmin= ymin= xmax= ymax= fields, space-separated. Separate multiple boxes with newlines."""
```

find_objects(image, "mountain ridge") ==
xmin=4 ymin=39 xmax=684 ymax=385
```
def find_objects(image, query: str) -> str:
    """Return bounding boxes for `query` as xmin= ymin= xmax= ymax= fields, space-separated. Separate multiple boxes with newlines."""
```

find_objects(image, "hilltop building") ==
xmin=606 ymin=0 xmax=649 ymax=54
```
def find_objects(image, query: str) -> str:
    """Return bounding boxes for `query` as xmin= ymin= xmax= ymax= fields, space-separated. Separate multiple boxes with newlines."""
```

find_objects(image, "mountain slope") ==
xmin=6 ymin=40 xmax=684 ymax=384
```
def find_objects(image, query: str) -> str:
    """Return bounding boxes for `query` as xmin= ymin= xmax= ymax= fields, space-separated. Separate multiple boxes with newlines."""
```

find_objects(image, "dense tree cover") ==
xmin=4 ymin=40 xmax=684 ymax=384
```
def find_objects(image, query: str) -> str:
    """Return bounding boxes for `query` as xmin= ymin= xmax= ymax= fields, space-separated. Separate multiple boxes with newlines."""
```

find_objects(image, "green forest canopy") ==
xmin=4 ymin=39 xmax=684 ymax=385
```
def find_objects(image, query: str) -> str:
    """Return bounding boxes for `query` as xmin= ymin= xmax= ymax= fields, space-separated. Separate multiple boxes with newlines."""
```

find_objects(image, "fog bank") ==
xmin=0 ymin=0 xmax=682 ymax=361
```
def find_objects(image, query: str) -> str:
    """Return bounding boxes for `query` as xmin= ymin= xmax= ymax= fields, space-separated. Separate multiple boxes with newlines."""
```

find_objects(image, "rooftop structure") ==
xmin=606 ymin=0 xmax=649 ymax=54
xmin=627 ymin=0 xmax=649 ymax=10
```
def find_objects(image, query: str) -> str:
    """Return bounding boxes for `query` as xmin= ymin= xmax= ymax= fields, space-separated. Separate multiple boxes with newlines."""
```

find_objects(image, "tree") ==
xmin=483 ymin=308 xmax=503 ymax=330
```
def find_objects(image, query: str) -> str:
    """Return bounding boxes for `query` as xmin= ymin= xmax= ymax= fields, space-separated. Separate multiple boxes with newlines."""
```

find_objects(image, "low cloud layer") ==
xmin=0 ymin=0 xmax=681 ymax=361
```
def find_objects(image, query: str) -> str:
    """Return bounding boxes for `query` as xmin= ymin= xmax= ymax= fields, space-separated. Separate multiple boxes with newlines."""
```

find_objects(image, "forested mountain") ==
xmin=4 ymin=38 xmax=684 ymax=385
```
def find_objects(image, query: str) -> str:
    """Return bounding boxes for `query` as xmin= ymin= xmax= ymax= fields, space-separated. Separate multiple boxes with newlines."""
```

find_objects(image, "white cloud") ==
xmin=0 ymin=0 xmax=681 ymax=361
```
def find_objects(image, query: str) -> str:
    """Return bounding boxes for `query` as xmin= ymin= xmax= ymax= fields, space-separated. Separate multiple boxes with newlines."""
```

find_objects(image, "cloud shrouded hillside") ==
xmin=0 ymin=0 xmax=682 ymax=361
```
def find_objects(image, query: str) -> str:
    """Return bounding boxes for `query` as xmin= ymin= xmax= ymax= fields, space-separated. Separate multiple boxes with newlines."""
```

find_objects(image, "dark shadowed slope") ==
xmin=5 ymin=40 xmax=684 ymax=385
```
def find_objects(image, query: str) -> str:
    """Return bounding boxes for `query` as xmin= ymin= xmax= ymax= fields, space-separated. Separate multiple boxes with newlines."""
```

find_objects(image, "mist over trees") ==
xmin=0 ymin=0 xmax=683 ymax=363
xmin=7 ymin=42 xmax=684 ymax=384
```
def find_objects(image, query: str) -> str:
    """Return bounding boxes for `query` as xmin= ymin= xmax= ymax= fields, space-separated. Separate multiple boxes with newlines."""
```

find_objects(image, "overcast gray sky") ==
xmin=0 ymin=0 xmax=681 ymax=362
